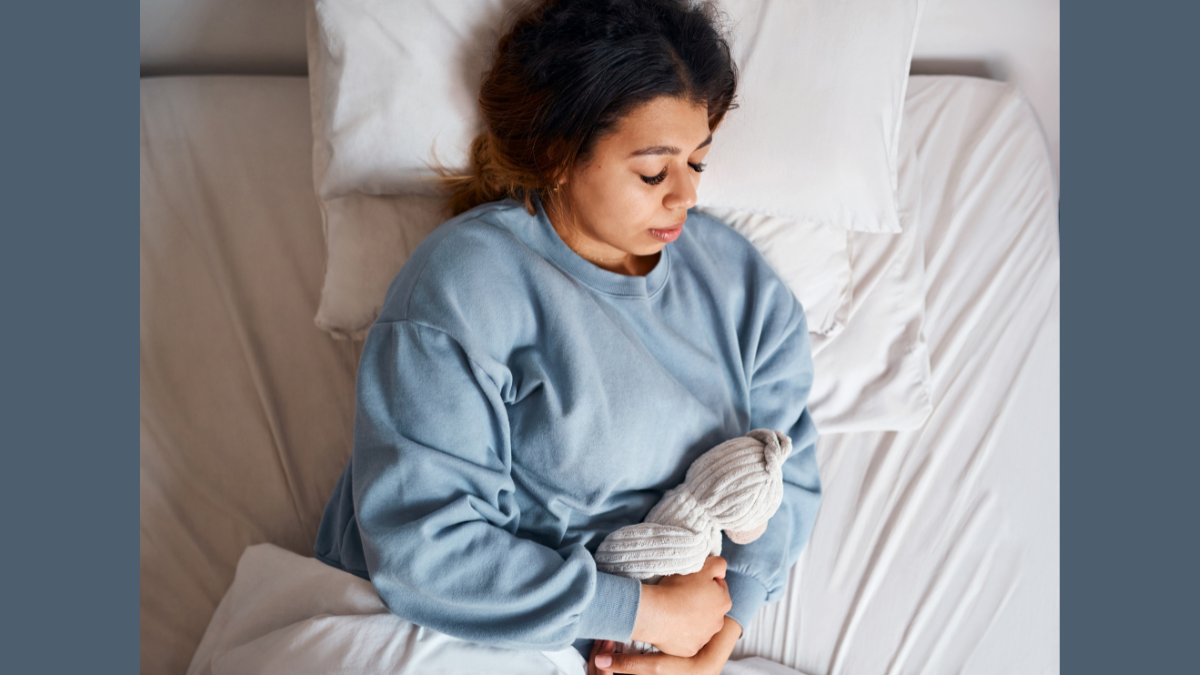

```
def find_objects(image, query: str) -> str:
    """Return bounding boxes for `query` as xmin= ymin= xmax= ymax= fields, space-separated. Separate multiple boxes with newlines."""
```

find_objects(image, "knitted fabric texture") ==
xmin=594 ymin=429 xmax=792 ymax=582
xmin=593 ymin=429 xmax=792 ymax=655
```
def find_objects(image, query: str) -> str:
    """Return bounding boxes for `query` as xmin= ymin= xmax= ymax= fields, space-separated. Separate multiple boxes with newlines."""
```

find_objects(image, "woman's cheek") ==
xmin=603 ymin=183 xmax=650 ymax=239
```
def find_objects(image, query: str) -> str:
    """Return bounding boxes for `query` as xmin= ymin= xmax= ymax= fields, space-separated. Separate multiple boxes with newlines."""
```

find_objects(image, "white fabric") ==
xmin=723 ymin=658 xmax=812 ymax=675
xmin=696 ymin=209 xmax=850 ymax=338
xmin=188 ymin=543 xmax=815 ymax=675
xmin=731 ymin=76 xmax=1060 ymax=674
xmin=695 ymin=0 xmax=923 ymax=232
xmin=306 ymin=0 xmax=921 ymax=233
xmin=305 ymin=1 xmax=455 ymax=339
xmin=595 ymin=430 xmax=792 ymax=581
xmin=187 ymin=543 xmax=588 ymax=675
xmin=308 ymin=0 xmax=503 ymax=200
xmin=806 ymin=115 xmax=932 ymax=433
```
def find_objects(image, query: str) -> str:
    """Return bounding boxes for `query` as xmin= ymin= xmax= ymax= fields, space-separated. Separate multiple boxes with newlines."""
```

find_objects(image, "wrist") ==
xmin=725 ymin=616 xmax=743 ymax=639
xmin=630 ymin=583 xmax=663 ymax=644
xmin=714 ymin=616 xmax=742 ymax=652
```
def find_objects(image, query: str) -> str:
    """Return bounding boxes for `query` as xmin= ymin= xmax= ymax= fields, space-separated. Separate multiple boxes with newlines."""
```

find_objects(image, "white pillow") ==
xmin=307 ymin=0 xmax=932 ymax=434
xmin=304 ymin=1 xmax=859 ymax=340
xmin=696 ymin=208 xmax=850 ymax=338
xmin=308 ymin=0 xmax=923 ymax=232
xmin=807 ymin=125 xmax=932 ymax=433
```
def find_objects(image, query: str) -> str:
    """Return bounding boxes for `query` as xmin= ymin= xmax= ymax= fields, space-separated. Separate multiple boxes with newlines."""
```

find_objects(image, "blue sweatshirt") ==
xmin=315 ymin=197 xmax=822 ymax=652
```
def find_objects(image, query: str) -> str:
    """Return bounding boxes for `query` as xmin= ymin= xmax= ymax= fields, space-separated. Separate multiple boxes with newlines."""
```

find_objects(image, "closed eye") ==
xmin=640 ymin=167 xmax=668 ymax=186
xmin=641 ymin=162 xmax=706 ymax=186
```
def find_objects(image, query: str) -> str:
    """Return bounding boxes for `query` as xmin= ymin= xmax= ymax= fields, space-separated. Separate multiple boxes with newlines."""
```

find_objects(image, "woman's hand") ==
xmin=590 ymin=616 xmax=743 ymax=675
xmin=629 ymin=556 xmax=732 ymax=657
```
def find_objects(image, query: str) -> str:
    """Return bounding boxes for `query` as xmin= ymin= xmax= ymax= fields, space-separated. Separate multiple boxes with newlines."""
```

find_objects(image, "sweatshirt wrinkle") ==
xmin=315 ymin=199 xmax=821 ymax=650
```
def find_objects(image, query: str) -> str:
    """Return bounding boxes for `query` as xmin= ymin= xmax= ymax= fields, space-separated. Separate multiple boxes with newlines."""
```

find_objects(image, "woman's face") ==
xmin=550 ymin=96 xmax=713 ymax=272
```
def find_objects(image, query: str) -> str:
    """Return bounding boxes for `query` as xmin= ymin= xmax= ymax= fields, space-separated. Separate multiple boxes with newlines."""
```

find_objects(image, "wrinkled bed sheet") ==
xmin=731 ymin=77 xmax=1059 ymax=675
xmin=141 ymin=75 xmax=1058 ymax=674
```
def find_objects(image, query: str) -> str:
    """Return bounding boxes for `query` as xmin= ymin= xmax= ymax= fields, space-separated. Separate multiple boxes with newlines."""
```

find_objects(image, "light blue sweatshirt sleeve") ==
xmin=721 ymin=278 xmax=823 ymax=632
xmin=351 ymin=319 xmax=642 ymax=650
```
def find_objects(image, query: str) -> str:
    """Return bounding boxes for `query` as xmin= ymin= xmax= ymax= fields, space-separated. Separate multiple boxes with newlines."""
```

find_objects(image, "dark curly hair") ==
xmin=443 ymin=0 xmax=738 ymax=217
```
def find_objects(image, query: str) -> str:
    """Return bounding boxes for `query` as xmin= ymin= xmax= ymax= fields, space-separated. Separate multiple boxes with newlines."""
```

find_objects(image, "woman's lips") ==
xmin=649 ymin=224 xmax=684 ymax=243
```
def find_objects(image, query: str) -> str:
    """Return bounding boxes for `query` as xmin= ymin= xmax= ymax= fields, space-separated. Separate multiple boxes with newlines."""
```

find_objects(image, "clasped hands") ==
xmin=588 ymin=556 xmax=742 ymax=675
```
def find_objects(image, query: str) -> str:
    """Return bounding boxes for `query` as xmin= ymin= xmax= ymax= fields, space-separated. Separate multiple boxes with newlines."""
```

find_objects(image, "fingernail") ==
xmin=595 ymin=655 xmax=612 ymax=668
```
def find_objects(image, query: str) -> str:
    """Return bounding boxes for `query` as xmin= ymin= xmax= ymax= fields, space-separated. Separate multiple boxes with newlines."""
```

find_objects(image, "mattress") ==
xmin=139 ymin=74 xmax=1058 ymax=674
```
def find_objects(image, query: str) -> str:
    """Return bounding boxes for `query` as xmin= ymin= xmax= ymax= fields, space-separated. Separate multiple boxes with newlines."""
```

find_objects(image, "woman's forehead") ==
xmin=604 ymin=97 xmax=712 ymax=157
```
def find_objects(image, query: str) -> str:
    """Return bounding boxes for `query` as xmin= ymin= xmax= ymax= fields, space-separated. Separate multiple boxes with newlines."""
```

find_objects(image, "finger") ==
xmin=606 ymin=651 xmax=671 ymax=675
xmin=592 ymin=652 xmax=614 ymax=674
xmin=589 ymin=640 xmax=616 ymax=675
xmin=588 ymin=640 xmax=602 ymax=675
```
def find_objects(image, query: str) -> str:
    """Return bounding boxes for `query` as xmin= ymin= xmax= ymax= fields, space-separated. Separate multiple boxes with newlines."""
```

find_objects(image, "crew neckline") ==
xmin=528 ymin=195 xmax=672 ymax=298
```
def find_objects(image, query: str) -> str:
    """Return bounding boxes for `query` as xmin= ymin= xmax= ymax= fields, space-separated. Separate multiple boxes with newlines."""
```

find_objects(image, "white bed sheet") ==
xmin=140 ymin=74 xmax=1058 ymax=674
xmin=732 ymin=76 xmax=1059 ymax=674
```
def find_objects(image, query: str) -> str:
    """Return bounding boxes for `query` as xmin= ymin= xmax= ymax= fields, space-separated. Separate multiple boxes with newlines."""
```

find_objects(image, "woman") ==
xmin=315 ymin=1 xmax=822 ymax=673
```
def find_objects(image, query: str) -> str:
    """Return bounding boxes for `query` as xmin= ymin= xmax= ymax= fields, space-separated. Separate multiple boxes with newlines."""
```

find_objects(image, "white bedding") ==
xmin=187 ymin=543 xmax=807 ymax=675
xmin=140 ymin=74 xmax=1058 ymax=675
xmin=732 ymin=76 xmax=1059 ymax=674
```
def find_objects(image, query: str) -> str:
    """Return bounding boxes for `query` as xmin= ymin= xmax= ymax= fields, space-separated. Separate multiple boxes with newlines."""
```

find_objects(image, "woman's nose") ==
xmin=663 ymin=166 xmax=698 ymax=211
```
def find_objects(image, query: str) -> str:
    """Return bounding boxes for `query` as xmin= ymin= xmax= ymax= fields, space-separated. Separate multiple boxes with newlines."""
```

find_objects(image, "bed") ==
xmin=140 ymin=5 xmax=1059 ymax=675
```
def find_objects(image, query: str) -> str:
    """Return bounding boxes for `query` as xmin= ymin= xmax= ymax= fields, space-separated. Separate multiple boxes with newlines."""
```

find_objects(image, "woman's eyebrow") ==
xmin=629 ymin=134 xmax=713 ymax=157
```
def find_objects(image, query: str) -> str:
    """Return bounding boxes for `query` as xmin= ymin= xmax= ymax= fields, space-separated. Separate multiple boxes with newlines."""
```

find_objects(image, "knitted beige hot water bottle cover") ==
xmin=593 ymin=429 xmax=793 ymax=654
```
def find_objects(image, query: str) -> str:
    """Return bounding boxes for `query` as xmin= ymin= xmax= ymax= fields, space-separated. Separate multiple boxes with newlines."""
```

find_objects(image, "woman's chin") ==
xmin=632 ymin=242 xmax=668 ymax=257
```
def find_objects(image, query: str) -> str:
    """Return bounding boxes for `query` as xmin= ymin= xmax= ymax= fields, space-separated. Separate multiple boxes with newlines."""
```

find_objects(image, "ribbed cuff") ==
xmin=724 ymin=569 xmax=770 ymax=634
xmin=577 ymin=571 xmax=642 ymax=641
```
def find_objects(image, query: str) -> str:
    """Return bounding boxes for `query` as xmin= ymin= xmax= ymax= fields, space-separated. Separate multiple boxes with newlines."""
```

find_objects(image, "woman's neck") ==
xmin=545 ymin=203 xmax=658 ymax=277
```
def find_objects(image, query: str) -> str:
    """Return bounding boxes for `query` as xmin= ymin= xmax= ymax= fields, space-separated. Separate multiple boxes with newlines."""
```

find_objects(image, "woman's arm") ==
xmin=721 ymin=277 xmax=824 ymax=630
xmin=351 ymin=319 xmax=642 ymax=650
xmin=589 ymin=616 xmax=744 ymax=675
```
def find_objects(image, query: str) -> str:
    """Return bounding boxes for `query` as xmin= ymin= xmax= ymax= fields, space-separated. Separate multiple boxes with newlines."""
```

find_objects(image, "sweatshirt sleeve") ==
xmin=351 ymin=319 xmax=642 ymax=650
xmin=722 ymin=284 xmax=823 ymax=632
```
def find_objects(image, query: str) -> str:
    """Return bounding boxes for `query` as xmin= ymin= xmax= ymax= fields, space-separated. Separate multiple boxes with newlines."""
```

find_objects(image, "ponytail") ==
xmin=442 ymin=132 xmax=542 ymax=217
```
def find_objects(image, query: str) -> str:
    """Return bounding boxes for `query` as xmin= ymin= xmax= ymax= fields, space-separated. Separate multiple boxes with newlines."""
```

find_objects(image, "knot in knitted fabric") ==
xmin=594 ymin=429 xmax=792 ymax=582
